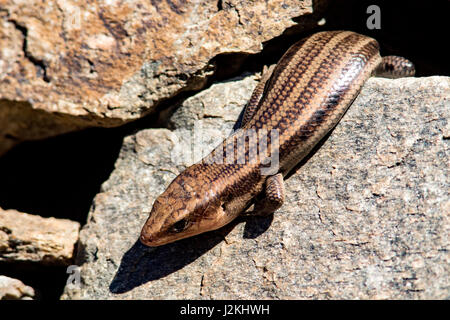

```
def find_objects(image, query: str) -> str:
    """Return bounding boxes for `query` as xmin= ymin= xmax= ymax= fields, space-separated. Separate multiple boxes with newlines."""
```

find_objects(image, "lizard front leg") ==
xmin=244 ymin=173 xmax=285 ymax=216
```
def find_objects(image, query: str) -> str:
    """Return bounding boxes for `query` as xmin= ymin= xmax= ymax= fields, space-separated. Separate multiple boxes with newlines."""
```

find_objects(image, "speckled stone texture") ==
xmin=62 ymin=75 xmax=449 ymax=299
xmin=0 ymin=275 xmax=35 ymax=300
xmin=0 ymin=0 xmax=315 ymax=155
xmin=0 ymin=208 xmax=80 ymax=265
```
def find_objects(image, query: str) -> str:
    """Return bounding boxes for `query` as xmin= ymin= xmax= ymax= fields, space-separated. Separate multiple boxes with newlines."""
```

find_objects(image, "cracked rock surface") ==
xmin=0 ymin=0 xmax=314 ymax=155
xmin=0 ymin=207 xmax=80 ymax=266
xmin=61 ymin=74 xmax=449 ymax=299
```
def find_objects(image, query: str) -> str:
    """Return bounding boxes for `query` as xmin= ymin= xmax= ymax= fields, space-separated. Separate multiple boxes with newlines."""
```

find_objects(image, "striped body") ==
xmin=243 ymin=31 xmax=382 ymax=174
xmin=140 ymin=31 xmax=414 ymax=246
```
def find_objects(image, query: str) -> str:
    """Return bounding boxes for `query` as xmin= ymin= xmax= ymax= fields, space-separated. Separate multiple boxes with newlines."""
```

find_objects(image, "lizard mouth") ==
xmin=139 ymin=228 xmax=200 ymax=247
xmin=139 ymin=232 xmax=158 ymax=247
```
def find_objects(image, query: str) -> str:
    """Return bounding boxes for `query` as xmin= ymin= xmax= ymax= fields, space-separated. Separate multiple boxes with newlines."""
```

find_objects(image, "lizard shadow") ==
xmin=242 ymin=214 xmax=274 ymax=239
xmin=109 ymin=220 xmax=238 ymax=294
xmin=109 ymin=214 xmax=274 ymax=294
xmin=108 ymin=136 xmax=330 ymax=294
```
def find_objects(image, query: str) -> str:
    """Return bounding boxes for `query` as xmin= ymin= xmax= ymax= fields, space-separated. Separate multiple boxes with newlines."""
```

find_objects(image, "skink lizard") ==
xmin=140 ymin=31 xmax=415 ymax=247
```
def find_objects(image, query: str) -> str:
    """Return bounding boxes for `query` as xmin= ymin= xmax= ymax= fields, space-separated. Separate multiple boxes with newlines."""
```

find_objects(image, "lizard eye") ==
xmin=170 ymin=218 xmax=189 ymax=233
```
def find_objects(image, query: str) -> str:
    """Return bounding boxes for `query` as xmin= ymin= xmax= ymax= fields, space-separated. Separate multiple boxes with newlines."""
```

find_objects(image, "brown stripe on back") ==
xmin=288 ymin=35 xmax=380 ymax=141
xmin=238 ymin=31 xmax=366 ymax=166
xmin=279 ymin=35 xmax=381 ymax=173
xmin=260 ymin=31 xmax=340 ymax=101
xmin=198 ymin=31 xmax=382 ymax=201
xmin=288 ymin=34 xmax=378 ymax=136
xmin=246 ymin=31 xmax=357 ymax=131
xmin=269 ymin=32 xmax=367 ymax=132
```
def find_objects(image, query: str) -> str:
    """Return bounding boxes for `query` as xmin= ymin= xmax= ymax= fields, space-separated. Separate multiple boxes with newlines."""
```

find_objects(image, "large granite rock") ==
xmin=0 ymin=208 xmax=80 ymax=266
xmin=0 ymin=0 xmax=316 ymax=155
xmin=61 ymin=74 xmax=449 ymax=299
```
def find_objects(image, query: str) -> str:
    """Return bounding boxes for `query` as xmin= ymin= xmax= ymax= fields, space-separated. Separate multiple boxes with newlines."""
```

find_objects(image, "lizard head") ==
xmin=140 ymin=164 xmax=239 ymax=247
